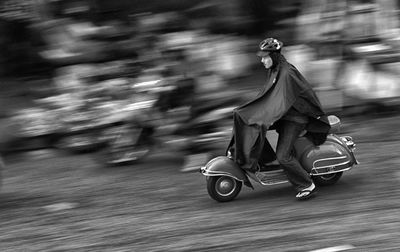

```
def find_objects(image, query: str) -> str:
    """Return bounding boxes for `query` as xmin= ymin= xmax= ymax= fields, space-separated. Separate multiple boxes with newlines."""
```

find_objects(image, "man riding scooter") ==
xmin=227 ymin=38 xmax=331 ymax=200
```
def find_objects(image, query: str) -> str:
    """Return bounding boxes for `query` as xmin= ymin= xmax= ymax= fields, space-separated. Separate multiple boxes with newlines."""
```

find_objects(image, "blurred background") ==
xmin=0 ymin=0 xmax=400 ymax=167
xmin=1 ymin=1 xmax=400 ymax=251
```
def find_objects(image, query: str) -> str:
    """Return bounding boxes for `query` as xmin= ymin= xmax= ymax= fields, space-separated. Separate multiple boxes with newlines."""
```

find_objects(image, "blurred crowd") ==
xmin=0 ymin=0 xmax=256 ymax=158
xmin=1 ymin=0 xmax=400 ymax=164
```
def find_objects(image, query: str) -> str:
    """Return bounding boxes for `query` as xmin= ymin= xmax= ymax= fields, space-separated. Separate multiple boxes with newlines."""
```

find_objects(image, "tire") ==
xmin=206 ymin=176 xmax=242 ymax=202
xmin=312 ymin=172 xmax=343 ymax=186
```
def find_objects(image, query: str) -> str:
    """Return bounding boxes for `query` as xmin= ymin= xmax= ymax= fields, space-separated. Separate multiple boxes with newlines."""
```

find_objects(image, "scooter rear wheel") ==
xmin=206 ymin=176 xmax=242 ymax=202
xmin=312 ymin=172 xmax=343 ymax=186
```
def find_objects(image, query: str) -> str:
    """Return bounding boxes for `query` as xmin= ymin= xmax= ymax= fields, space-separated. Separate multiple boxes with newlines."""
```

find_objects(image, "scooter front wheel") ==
xmin=206 ymin=176 xmax=242 ymax=202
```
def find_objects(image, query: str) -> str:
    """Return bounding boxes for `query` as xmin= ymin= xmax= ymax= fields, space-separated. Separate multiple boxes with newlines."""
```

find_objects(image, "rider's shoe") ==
xmin=296 ymin=182 xmax=316 ymax=200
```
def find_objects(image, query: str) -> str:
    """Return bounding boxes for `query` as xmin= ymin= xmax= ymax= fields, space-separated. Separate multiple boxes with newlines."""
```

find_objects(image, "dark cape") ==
xmin=228 ymin=55 xmax=331 ymax=171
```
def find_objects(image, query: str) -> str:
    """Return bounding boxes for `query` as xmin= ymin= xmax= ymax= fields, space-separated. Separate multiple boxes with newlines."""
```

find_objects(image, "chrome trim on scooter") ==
xmin=201 ymin=168 xmax=246 ymax=183
xmin=313 ymin=156 xmax=348 ymax=167
xmin=338 ymin=135 xmax=359 ymax=164
xmin=340 ymin=136 xmax=356 ymax=149
xmin=311 ymin=166 xmax=352 ymax=176
xmin=311 ymin=156 xmax=353 ymax=175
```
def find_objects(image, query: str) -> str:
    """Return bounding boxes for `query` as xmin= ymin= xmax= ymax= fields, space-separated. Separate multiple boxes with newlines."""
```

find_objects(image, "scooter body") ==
xmin=200 ymin=116 xmax=358 ymax=202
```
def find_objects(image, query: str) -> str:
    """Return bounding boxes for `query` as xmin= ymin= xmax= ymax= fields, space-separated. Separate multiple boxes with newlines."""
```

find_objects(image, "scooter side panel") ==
xmin=297 ymin=134 xmax=356 ymax=175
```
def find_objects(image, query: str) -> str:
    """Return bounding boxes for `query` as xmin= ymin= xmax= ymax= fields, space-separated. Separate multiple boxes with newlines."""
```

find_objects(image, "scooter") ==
xmin=200 ymin=115 xmax=358 ymax=202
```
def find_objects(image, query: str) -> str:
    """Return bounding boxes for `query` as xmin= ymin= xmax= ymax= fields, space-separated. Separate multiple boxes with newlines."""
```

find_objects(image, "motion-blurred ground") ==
xmin=1 ymin=108 xmax=399 ymax=252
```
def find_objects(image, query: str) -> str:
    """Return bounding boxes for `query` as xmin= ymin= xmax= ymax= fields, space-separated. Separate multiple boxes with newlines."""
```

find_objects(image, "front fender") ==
xmin=200 ymin=156 xmax=253 ymax=188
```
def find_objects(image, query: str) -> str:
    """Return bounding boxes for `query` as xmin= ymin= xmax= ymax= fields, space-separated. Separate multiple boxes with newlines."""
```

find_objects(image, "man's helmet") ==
xmin=257 ymin=38 xmax=283 ymax=56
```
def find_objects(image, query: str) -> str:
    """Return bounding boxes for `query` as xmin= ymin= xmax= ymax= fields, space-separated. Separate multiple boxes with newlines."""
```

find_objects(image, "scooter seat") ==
xmin=328 ymin=115 xmax=341 ymax=133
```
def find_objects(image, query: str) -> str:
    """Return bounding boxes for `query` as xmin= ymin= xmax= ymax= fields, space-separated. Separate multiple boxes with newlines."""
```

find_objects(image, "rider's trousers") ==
xmin=276 ymin=120 xmax=313 ymax=191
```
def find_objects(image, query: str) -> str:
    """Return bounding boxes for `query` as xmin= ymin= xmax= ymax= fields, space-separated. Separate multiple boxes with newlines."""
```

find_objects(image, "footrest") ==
xmin=255 ymin=170 xmax=288 ymax=185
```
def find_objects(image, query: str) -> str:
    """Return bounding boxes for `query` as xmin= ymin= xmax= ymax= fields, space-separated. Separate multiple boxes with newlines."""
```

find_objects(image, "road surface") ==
xmin=1 ymin=113 xmax=400 ymax=251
